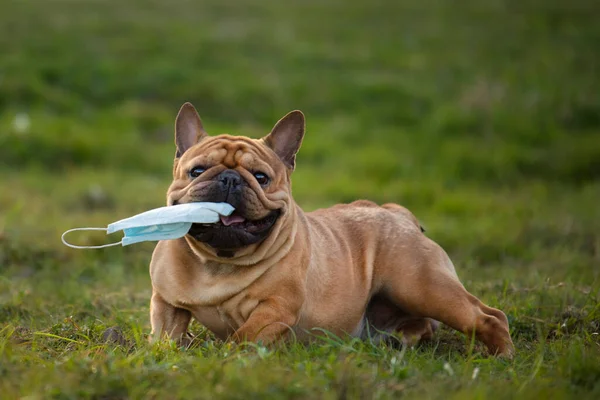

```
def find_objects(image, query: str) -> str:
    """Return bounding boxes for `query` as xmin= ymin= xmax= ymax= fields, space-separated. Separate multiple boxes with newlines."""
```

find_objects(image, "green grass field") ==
xmin=1 ymin=0 xmax=599 ymax=398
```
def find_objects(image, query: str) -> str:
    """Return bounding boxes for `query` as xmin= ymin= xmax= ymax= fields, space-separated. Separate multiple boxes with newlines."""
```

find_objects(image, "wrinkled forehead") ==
xmin=182 ymin=135 xmax=276 ymax=169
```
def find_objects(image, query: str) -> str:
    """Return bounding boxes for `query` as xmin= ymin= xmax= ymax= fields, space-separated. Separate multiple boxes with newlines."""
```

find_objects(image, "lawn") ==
xmin=0 ymin=0 xmax=599 ymax=398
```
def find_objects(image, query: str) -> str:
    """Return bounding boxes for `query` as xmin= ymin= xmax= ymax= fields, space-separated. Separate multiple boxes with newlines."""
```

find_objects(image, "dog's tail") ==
xmin=381 ymin=203 xmax=425 ymax=233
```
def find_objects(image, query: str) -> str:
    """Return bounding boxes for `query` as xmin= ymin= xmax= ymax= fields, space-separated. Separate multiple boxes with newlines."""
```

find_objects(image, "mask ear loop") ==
xmin=61 ymin=227 xmax=123 ymax=249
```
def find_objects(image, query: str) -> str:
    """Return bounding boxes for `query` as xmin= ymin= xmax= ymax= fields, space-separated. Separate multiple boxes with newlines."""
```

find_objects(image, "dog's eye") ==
xmin=254 ymin=172 xmax=269 ymax=186
xmin=189 ymin=166 xmax=206 ymax=178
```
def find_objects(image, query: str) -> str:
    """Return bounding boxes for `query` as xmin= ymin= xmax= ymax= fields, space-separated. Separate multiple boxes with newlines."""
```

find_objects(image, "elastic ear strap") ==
xmin=61 ymin=227 xmax=122 ymax=249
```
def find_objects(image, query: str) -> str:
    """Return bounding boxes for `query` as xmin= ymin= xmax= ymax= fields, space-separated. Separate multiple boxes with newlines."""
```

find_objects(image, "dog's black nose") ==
xmin=218 ymin=170 xmax=242 ymax=190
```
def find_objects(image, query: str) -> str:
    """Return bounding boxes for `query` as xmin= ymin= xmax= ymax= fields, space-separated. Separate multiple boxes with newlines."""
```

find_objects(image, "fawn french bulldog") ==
xmin=149 ymin=103 xmax=514 ymax=357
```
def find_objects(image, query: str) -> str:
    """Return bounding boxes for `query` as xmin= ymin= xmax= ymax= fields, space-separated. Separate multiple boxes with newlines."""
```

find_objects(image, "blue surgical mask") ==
xmin=62 ymin=202 xmax=234 ymax=249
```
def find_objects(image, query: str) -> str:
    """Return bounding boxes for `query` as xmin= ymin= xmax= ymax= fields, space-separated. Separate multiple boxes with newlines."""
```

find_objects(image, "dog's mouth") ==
xmin=216 ymin=210 xmax=280 ymax=233
xmin=187 ymin=209 xmax=281 ymax=253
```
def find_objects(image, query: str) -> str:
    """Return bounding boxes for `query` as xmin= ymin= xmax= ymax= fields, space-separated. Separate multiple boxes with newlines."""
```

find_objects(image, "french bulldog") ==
xmin=149 ymin=103 xmax=514 ymax=357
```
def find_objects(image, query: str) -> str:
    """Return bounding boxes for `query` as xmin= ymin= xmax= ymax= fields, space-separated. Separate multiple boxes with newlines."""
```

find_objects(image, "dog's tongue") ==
xmin=220 ymin=214 xmax=246 ymax=226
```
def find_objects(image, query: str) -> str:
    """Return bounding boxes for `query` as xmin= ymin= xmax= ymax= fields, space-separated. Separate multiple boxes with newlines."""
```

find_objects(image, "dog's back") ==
xmin=295 ymin=201 xmax=430 ymax=338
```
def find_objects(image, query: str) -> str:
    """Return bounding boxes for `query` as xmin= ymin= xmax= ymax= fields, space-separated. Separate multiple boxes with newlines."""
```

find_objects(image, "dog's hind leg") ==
xmin=365 ymin=294 xmax=438 ymax=346
xmin=379 ymin=240 xmax=514 ymax=357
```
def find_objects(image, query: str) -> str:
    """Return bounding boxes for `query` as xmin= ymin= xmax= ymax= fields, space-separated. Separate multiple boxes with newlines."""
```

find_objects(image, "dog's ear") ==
xmin=263 ymin=110 xmax=305 ymax=170
xmin=174 ymin=102 xmax=207 ymax=158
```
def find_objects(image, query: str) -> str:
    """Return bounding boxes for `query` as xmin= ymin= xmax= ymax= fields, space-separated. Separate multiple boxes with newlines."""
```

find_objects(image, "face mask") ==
xmin=62 ymin=202 xmax=234 ymax=249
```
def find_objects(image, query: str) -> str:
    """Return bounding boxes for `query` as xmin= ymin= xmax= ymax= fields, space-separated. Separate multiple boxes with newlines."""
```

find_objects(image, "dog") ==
xmin=149 ymin=102 xmax=514 ymax=357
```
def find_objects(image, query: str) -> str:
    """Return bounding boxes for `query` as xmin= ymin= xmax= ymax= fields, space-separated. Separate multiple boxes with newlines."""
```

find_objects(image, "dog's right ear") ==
xmin=174 ymin=102 xmax=208 ymax=158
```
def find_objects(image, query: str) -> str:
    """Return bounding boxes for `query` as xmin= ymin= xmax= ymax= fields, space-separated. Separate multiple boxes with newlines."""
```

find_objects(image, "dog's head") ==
xmin=167 ymin=103 xmax=305 ymax=258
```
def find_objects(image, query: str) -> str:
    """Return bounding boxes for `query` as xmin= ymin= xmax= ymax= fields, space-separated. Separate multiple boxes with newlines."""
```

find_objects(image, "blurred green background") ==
xmin=0 ymin=0 xmax=599 ymax=398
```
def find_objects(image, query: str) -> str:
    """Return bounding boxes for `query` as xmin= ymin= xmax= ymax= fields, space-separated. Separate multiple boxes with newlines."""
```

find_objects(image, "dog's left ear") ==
xmin=175 ymin=102 xmax=208 ymax=158
xmin=263 ymin=110 xmax=305 ymax=170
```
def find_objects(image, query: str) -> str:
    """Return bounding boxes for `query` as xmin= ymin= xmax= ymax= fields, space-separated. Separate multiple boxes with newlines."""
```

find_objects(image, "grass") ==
xmin=0 ymin=0 xmax=599 ymax=398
